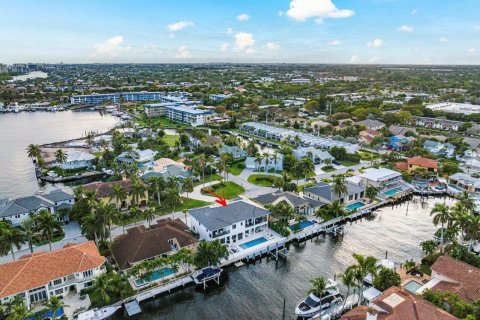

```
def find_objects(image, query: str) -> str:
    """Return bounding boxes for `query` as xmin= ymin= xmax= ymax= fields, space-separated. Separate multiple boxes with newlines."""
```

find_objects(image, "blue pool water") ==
xmin=448 ymin=184 xmax=463 ymax=192
xmin=413 ymin=181 xmax=429 ymax=187
xmin=403 ymin=280 xmax=422 ymax=293
xmin=344 ymin=202 xmax=365 ymax=211
xmin=239 ymin=236 xmax=268 ymax=249
xmin=383 ymin=188 xmax=402 ymax=197
xmin=134 ymin=267 xmax=176 ymax=287
xmin=290 ymin=220 xmax=315 ymax=230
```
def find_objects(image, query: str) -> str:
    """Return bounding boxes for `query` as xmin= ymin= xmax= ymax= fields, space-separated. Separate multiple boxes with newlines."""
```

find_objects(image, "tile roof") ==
xmin=0 ymin=196 xmax=53 ymax=218
xmin=83 ymin=179 xmax=139 ymax=198
xmin=0 ymin=241 xmax=104 ymax=298
xmin=407 ymin=157 xmax=438 ymax=169
xmin=395 ymin=162 xmax=409 ymax=171
xmin=253 ymin=191 xmax=324 ymax=208
xmin=41 ymin=189 xmax=74 ymax=203
xmin=430 ymin=256 xmax=480 ymax=303
xmin=110 ymin=218 xmax=198 ymax=270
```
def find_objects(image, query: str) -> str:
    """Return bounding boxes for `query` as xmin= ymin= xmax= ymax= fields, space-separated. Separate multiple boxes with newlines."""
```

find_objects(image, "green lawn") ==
xmin=47 ymin=167 xmax=88 ymax=177
xmin=229 ymin=163 xmax=244 ymax=176
xmin=163 ymin=135 xmax=180 ymax=147
xmin=201 ymin=181 xmax=245 ymax=199
xmin=247 ymin=174 xmax=276 ymax=187
xmin=156 ymin=197 xmax=211 ymax=215
xmin=193 ymin=174 xmax=222 ymax=187
xmin=321 ymin=165 xmax=336 ymax=172
xmin=339 ymin=160 xmax=358 ymax=167
xmin=357 ymin=151 xmax=380 ymax=160
xmin=136 ymin=117 xmax=190 ymax=128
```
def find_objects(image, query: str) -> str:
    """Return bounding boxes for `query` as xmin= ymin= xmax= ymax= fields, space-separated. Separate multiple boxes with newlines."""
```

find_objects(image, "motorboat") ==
xmin=193 ymin=266 xmax=223 ymax=285
xmin=77 ymin=305 xmax=121 ymax=320
xmin=295 ymin=279 xmax=343 ymax=319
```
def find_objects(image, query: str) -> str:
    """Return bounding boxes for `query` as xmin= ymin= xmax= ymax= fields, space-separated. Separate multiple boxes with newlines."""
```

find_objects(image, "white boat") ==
xmin=193 ymin=266 xmax=223 ymax=285
xmin=77 ymin=306 xmax=121 ymax=320
xmin=294 ymin=279 xmax=343 ymax=319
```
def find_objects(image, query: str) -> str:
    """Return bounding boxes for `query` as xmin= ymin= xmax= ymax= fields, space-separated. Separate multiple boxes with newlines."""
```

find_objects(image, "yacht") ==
xmin=294 ymin=279 xmax=343 ymax=319
xmin=77 ymin=306 xmax=121 ymax=320
xmin=193 ymin=266 xmax=223 ymax=285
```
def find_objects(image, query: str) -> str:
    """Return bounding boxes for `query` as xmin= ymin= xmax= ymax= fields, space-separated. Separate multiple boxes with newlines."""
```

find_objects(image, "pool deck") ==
xmin=398 ymin=266 xmax=430 ymax=288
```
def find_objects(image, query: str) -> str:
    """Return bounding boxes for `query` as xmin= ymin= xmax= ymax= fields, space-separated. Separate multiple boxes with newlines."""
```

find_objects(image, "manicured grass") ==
xmin=357 ymin=151 xmax=380 ymax=160
xmin=193 ymin=174 xmax=222 ymax=187
xmin=229 ymin=163 xmax=244 ymax=176
xmin=32 ymin=231 xmax=65 ymax=246
xmin=339 ymin=160 xmax=358 ymax=167
xmin=47 ymin=167 xmax=87 ymax=177
xmin=247 ymin=174 xmax=276 ymax=187
xmin=157 ymin=197 xmax=211 ymax=215
xmin=321 ymin=165 xmax=336 ymax=172
xmin=137 ymin=117 xmax=190 ymax=128
xmin=201 ymin=181 xmax=245 ymax=199
xmin=163 ymin=135 xmax=180 ymax=147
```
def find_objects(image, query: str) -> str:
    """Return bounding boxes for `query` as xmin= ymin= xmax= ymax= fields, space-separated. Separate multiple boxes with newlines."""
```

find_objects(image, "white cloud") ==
xmin=398 ymin=25 xmax=413 ymax=32
xmin=286 ymin=0 xmax=354 ymax=24
xmin=237 ymin=13 xmax=250 ymax=21
xmin=167 ymin=21 xmax=194 ymax=32
xmin=220 ymin=43 xmax=230 ymax=52
xmin=349 ymin=54 xmax=361 ymax=64
xmin=226 ymin=27 xmax=234 ymax=34
xmin=328 ymin=39 xmax=341 ymax=46
xmin=367 ymin=39 xmax=383 ymax=48
xmin=278 ymin=10 xmax=284 ymax=17
xmin=468 ymin=48 xmax=476 ymax=53
xmin=175 ymin=46 xmax=191 ymax=58
xmin=92 ymin=35 xmax=131 ymax=56
xmin=234 ymin=32 xmax=255 ymax=52
xmin=368 ymin=57 xmax=379 ymax=63
xmin=411 ymin=9 xmax=418 ymax=15
xmin=439 ymin=36 xmax=448 ymax=43
xmin=265 ymin=42 xmax=281 ymax=50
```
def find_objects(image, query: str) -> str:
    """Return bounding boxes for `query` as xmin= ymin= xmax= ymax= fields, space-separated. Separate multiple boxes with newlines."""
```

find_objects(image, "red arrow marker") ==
xmin=204 ymin=189 xmax=228 ymax=206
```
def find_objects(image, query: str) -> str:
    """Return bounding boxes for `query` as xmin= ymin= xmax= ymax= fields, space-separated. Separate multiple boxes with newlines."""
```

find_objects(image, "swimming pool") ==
xmin=383 ymin=188 xmax=402 ymax=197
xmin=134 ymin=267 xmax=176 ymax=287
xmin=448 ymin=184 xmax=463 ymax=192
xmin=239 ymin=236 xmax=268 ymax=249
xmin=403 ymin=280 xmax=423 ymax=293
xmin=290 ymin=220 xmax=315 ymax=230
xmin=345 ymin=201 xmax=365 ymax=211
xmin=413 ymin=181 xmax=429 ymax=187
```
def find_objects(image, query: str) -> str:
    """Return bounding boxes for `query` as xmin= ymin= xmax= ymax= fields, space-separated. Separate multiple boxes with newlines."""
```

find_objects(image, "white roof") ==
xmin=360 ymin=168 xmax=401 ymax=182
xmin=65 ymin=151 xmax=95 ymax=163
xmin=363 ymin=286 xmax=382 ymax=302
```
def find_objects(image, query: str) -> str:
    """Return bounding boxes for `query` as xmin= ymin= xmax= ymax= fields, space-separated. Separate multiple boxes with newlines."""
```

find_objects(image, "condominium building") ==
xmin=144 ymin=103 xmax=210 ymax=126
xmin=0 ymin=64 xmax=7 ymax=74
xmin=70 ymin=92 xmax=187 ymax=105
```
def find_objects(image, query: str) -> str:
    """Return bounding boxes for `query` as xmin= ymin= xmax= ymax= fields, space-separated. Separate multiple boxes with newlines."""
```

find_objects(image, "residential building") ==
xmin=290 ymin=79 xmax=310 ymax=84
xmin=189 ymin=200 xmax=270 ymax=244
xmin=70 ymin=92 xmax=174 ymax=104
xmin=209 ymin=93 xmax=232 ymax=102
xmin=387 ymin=135 xmax=414 ymax=151
xmin=448 ymin=173 xmax=480 ymax=193
xmin=418 ymin=256 xmax=480 ymax=304
xmin=303 ymin=181 xmax=365 ymax=205
xmin=359 ymin=129 xmax=382 ymax=145
xmin=220 ymin=145 xmax=247 ymax=159
xmin=253 ymin=191 xmax=323 ymax=215
xmin=245 ymin=153 xmax=284 ymax=171
xmin=357 ymin=119 xmax=386 ymax=130
xmin=426 ymin=102 xmax=480 ymax=115
xmin=0 ymin=64 xmax=7 ymax=74
xmin=423 ymin=140 xmax=456 ymax=157
xmin=166 ymin=105 xmax=210 ymax=127
xmin=110 ymin=218 xmax=198 ymax=271
xmin=190 ymin=134 xmax=222 ymax=147
xmin=83 ymin=179 xmax=149 ymax=208
xmin=396 ymin=157 xmax=439 ymax=174
xmin=0 ymin=190 xmax=74 ymax=226
xmin=52 ymin=151 xmax=95 ymax=170
xmin=116 ymin=149 xmax=157 ymax=164
xmin=410 ymin=117 xmax=464 ymax=132
xmin=359 ymin=168 xmax=402 ymax=189
xmin=141 ymin=164 xmax=192 ymax=184
xmin=293 ymin=147 xmax=334 ymax=164
xmin=0 ymin=241 xmax=105 ymax=309
xmin=341 ymin=286 xmax=457 ymax=320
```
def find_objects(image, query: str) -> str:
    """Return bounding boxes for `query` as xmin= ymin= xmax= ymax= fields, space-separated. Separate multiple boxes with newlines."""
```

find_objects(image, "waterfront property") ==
xmin=143 ymin=103 xmax=210 ymax=126
xmin=116 ymin=149 xmax=157 ymax=164
xmin=110 ymin=218 xmax=198 ymax=273
xmin=293 ymin=147 xmax=334 ymax=165
xmin=253 ymin=191 xmax=324 ymax=215
xmin=70 ymin=92 xmax=185 ymax=104
xmin=245 ymin=153 xmax=284 ymax=171
xmin=360 ymin=167 xmax=402 ymax=189
xmin=448 ymin=172 xmax=480 ymax=193
xmin=83 ymin=179 xmax=149 ymax=208
xmin=52 ymin=151 xmax=95 ymax=170
xmin=303 ymin=181 xmax=365 ymax=205
xmin=0 ymin=189 xmax=74 ymax=226
xmin=189 ymin=200 xmax=270 ymax=244
xmin=0 ymin=241 xmax=105 ymax=309
xmin=395 ymin=157 xmax=438 ymax=174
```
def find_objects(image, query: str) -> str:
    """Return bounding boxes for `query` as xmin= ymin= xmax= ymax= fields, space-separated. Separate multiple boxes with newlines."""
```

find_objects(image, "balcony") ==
xmin=212 ymin=229 xmax=230 ymax=238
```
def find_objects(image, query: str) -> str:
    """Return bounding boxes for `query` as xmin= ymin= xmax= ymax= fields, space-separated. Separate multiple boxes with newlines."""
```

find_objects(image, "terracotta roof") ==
xmin=0 ymin=241 xmax=104 ymax=298
xmin=110 ymin=218 xmax=198 ymax=270
xmin=407 ymin=157 xmax=438 ymax=169
xmin=395 ymin=162 xmax=409 ymax=171
xmin=83 ymin=179 xmax=142 ymax=198
xmin=430 ymin=256 xmax=480 ymax=303
xmin=341 ymin=287 xmax=457 ymax=320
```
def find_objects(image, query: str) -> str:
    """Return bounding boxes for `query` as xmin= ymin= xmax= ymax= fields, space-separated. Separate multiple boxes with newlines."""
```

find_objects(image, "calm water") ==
xmin=0 ymin=111 xmax=119 ymax=198
xmin=115 ymin=196 xmax=455 ymax=320
xmin=10 ymin=71 xmax=48 ymax=81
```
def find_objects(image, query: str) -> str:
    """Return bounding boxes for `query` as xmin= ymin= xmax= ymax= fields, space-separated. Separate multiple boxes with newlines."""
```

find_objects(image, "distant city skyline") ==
xmin=1 ymin=0 xmax=480 ymax=65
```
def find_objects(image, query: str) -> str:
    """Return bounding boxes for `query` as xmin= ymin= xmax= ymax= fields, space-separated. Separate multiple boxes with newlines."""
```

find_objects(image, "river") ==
xmin=0 ymin=111 xmax=119 ymax=198
xmin=10 ymin=71 xmax=48 ymax=82
xmin=114 ymin=196 xmax=454 ymax=320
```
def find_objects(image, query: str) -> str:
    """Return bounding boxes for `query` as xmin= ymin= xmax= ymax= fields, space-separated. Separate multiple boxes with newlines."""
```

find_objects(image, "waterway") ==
xmin=114 ymin=196 xmax=455 ymax=320
xmin=0 ymin=111 xmax=119 ymax=198
xmin=10 ymin=71 xmax=48 ymax=81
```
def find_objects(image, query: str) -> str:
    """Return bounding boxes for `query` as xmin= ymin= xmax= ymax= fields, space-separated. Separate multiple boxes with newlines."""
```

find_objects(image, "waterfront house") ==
xmin=341 ymin=286 xmax=456 ymax=320
xmin=53 ymin=151 xmax=95 ymax=170
xmin=303 ymin=181 xmax=365 ymax=205
xmin=83 ymin=179 xmax=149 ymax=208
xmin=448 ymin=173 xmax=480 ymax=193
xmin=189 ymin=200 xmax=270 ymax=244
xmin=110 ymin=218 xmax=198 ymax=272
xmin=116 ymin=149 xmax=157 ymax=164
xmin=0 ymin=189 xmax=74 ymax=226
xmin=219 ymin=145 xmax=247 ymax=159
xmin=245 ymin=153 xmax=284 ymax=171
xmin=141 ymin=164 xmax=192 ymax=185
xmin=293 ymin=147 xmax=334 ymax=165
xmin=417 ymin=256 xmax=480 ymax=304
xmin=359 ymin=168 xmax=403 ymax=189
xmin=357 ymin=119 xmax=386 ymax=130
xmin=395 ymin=157 xmax=438 ymax=174
xmin=253 ymin=191 xmax=324 ymax=215
xmin=0 ymin=241 xmax=105 ymax=309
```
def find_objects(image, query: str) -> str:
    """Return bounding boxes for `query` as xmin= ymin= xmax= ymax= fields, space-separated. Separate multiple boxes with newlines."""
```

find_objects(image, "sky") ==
xmin=1 ymin=0 xmax=480 ymax=65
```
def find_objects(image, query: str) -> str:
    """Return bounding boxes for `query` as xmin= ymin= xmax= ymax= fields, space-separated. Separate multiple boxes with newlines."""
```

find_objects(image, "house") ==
xmin=53 ymin=151 xmax=95 ymax=170
xmin=0 ymin=190 xmax=74 ymax=226
xmin=0 ymin=241 xmax=105 ymax=309
xmin=245 ymin=153 xmax=284 ymax=171
xmin=253 ymin=191 xmax=324 ymax=215
xmin=303 ymin=181 xmax=365 ymax=205
xmin=83 ymin=179 xmax=149 ymax=208
xmin=396 ymin=157 xmax=438 ymax=174
xmin=359 ymin=168 xmax=402 ymax=189
xmin=410 ymin=116 xmax=464 ymax=132
xmin=341 ymin=286 xmax=457 ymax=320
xmin=190 ymin=134 xmax=222 ymax=147
xmin=209 ymin=93 xmax=232 ymax=102
xmin=116 ymin=149 xmax=157 ymax=164
xmin=110 ymin=218 xmax=198 ymax=271
xmin=448 ymin=173 xmax=480 ymax=193
xmin=293 ymin=147 xmax=334 ymax=165
xmin=189 ymin=200 xmax=270 ymax=244
xmin=220 ymin=145 xmax=247 ymax=159
xmin=359 ymin=129 xmax=382 ymax=145
xmin=141 ymin=164 xmax=192 ymax=184
xmin=357 ymin=119 xmax=386 ymax=130
xmin=418 ymin=256 xmax=480 ymax=304
xmin=387 ymin=135 xmax=413 ymax=151
xmin=423 ymin=140 xmax=456 ymax=157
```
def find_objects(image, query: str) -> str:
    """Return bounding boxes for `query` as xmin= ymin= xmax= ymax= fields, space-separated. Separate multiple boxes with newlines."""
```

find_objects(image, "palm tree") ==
xmin=26 ymin=144 xmax=41 ymax=160
xmin=110 ymin=183 xmax=127 ymax=209
xmin=263 ymin=153 xmax=270 ymax=173
xmin=6 ymin=301 xmax=34 ymax=320
xmin=365 ymin=186 xmax=379 ymax=202
xmin=166 ymin=175 xmax=180 ymax=189
xmin=255 ymin=154 xmax=262 ymax=172
xmin=332 ymin=175 xmax=348 ymax=203
xmin=164 ymin=188 xmax=181 ymax=214
xmin=340 ymin=268 xmax=356 ymax=311
xmin=271 ymin=152 xmax=279 ymax=174
xmin=117 ymin=211 xmax=131 ymax=234
xmin=34 ymin=209 xmax=63 ymax=251
xmin=207 ymin=155 xmax=215 ymax=180
xmin=183 ymin=177 xmax=194 ymax=198
xmin=148 ymin=176 xmax=166 ymax=206
xmin=301 ymin=157 xmax=315 ymax=181
xmin=430 ymin=203 xmax=450 ymax=253
xmin=309 ymin=277 xmax=327 ymax=297
xmin=451 ymin=202 xmax=470 ymax=243
xmin=43 ymin=296 xmax=68 ymax=320
xmin=0 ymin=224 xmax=25 ymax=260
xmin=19 ymin=218 xmax=38 ymax=253
xmin=330 ymin=200 xmax=346 ymax=217
xmin=465 ymin=215 xmax=480 ymax=251
xmin=97 ymin=203 xmax=119 ymax=242
xmin=54 ymin=149 xmax=67 ymax=176
xmin=456 ymin=191 xmax=475 ymax=213
xmin=91 ymin=273 xmax=112 ymax=304
xmin=197 ymin=154 xmax=207 ymax=185
xmin=143 ymin=207 xmax=156 ymax=227
xmin=291 ymin=160 xmax=303 ymax=185
xmin=347 ymin=254 xmax=379 ymax=306
xmin=130 ymin=180 xmax=146 ymax=207
xmin=80 ymin=213 xmax=102 ymax=244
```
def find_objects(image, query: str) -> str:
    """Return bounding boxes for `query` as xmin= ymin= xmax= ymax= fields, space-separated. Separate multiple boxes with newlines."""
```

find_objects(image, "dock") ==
xmin=124 ymin=300 xmax=142 ymax=317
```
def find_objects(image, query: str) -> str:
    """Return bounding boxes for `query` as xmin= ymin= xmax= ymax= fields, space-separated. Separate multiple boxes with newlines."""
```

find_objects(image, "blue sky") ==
xmin=1 ymin=0 xmax=480 ymax=64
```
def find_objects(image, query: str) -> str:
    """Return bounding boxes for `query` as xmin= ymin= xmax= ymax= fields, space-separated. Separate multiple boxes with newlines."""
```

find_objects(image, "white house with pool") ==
xmin=359 ymin=167 xmax=413 ymax=198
